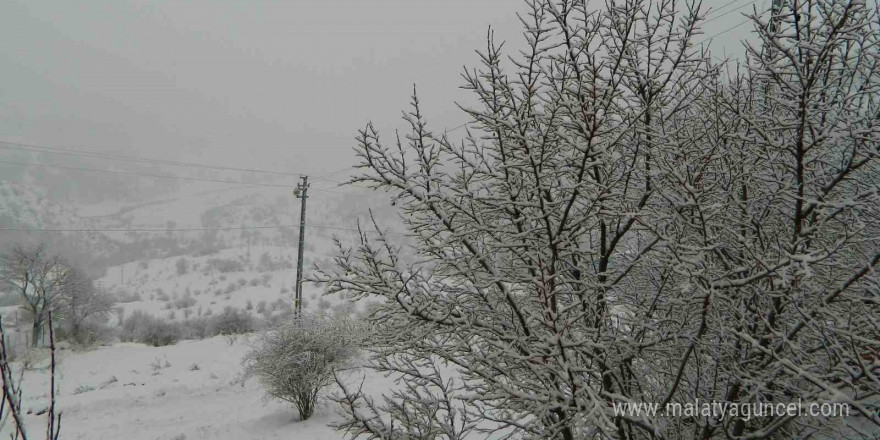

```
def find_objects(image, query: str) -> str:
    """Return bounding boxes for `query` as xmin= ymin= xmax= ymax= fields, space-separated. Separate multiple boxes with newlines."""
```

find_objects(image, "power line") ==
xmin=707 ymin=0 xmax=751 ymax=16
xmin=699 ymin=17 xmax=755 ymax=43
xmin=445 ymin=122 xmax=469 ymax=134
xmin=312 ymin=166 xmax=353 ymax=180
xmin=0 ymin=140 xmax=349 ymax=186
xmin=696 ymin=5 xmax=769 ymax=47
xmin=702 ymin=0 xmax=758 ymax=25
xmin=0 ymin=159 xmax=358 ymax=195
xmin=0 ymin=140 xmax=373 ymax=191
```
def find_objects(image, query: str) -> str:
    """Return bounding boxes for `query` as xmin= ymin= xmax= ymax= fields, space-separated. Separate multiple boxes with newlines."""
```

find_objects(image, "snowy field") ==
xmin=2 ymin=336 xmax=388 ymax=440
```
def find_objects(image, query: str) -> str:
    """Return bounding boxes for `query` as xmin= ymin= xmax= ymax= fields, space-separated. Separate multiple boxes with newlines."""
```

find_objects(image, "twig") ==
xmin=0 ymin=316 xmax=27 ymax=440
xmin=46 ymin=313 xmax=60 ymax=440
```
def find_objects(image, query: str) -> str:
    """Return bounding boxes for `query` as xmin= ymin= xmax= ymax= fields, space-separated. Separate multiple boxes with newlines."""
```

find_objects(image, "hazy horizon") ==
xmin=1 ymin=0 xmax=761 ymax=189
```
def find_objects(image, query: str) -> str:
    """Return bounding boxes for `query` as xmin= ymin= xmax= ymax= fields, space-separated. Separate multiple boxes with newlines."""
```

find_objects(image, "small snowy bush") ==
xmin=175 ymin=257 xmax=188 ymax=275
xmin=180 ymin=317 xmax=211 ymax=339
xmin=206 ymin=258 xmax=243 ymax=273
xmin=73 ymin=384 xmax=95 ymax=395
xmin=139 ymin=319 xmax=181 ymax=346
xmin=174 ymin=294 xmax=196 ymax=309
xmin=119 ymin=311 xmax=182 ymax=347
xmin=210 ymin=306 xmax=253 ymax=335
xmin=242 ymin=314 xmax=360 ymax=420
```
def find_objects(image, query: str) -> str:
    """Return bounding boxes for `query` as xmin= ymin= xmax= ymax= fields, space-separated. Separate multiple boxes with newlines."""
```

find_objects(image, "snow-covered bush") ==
xmin=56 ymin=318 xmax=113 ymax=347
xmin=205 ymin=258 xmax=244 ymax=273
xmin=179 ymin=317 xmax=211 ymax=339
xmin=154 ymin=288 xmax=169 ymax=302
xmin=173 ymin=293 xmax=196 ymax=309
xmin=139 ymin=319 xmax=181 ymax=347
xmin=209 ymin=306 xmax=253 ymax=335
xmin=175 ymin=257 xmax=188 ymax=276
xmin=119 ymin=311 xmax=181 ymax=347
xmin=242 ymin=314 xmax=360 ymax=420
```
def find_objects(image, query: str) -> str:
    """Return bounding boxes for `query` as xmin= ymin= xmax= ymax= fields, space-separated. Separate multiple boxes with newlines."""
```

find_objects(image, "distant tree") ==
xmin=257 ymin=251 xmax=276 ymax=272
xmin=0 ymin=244 xmax=70 ymax=347
xmin=57 ymin=266 xmax=114 ymax=344
xmin=175 ymin=257 xmax=188 ymax=276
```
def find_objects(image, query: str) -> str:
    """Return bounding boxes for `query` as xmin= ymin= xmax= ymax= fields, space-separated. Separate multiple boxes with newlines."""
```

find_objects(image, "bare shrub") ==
xmin=119 ymin=311 xmax=181 ymax=347
xmin=155 ymin=288 xmax=169 ymax=302
xmin=180 ymin=317 xmax=211 ymax=339
xmin=205 ymin=258 xmax=243 ymax=273
xmin=72 ymin=384 xmax=95 ymax=395
xmin=150 ymin=356 xmax=171 ymax=372
xmin=210 ymin=306 xmax=253 ymax=335
xmin=175 ymin=257 xmax=188 ymax=276
xmin=242 ymin=314 xmax=360 ymax=420
xmin=173 ymin=294 xmax=196 ymax=309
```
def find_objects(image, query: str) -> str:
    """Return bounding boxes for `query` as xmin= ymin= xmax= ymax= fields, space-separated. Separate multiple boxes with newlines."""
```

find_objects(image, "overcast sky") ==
xmin=1 ymin=0 xmax=761 ymax=189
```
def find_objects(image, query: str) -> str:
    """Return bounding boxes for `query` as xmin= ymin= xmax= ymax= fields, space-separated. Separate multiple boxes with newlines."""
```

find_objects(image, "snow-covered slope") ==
xmin=3 ymin=336 xmax=393 ymax=440
xmin=99 ymin=245 xmax=359 ymax=322
xmin=0 ymin=175 xmax=395 ymax=269
xmin=0 ymin=181 xmax=121 ymax=256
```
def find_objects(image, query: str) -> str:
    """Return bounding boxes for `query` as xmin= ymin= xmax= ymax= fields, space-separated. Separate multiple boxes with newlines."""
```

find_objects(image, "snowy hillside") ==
xmin=0 ymin=175 xmax=396 ymax=272
xmin=98 ymin=245 xmax=362 ymax=323
xmin=0 ymin=181 xmax=120 ymax=256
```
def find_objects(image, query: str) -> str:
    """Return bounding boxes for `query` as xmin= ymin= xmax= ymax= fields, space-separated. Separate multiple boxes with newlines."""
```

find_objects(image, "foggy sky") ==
xmin=1 ymin=0 xmax=760 ymax=188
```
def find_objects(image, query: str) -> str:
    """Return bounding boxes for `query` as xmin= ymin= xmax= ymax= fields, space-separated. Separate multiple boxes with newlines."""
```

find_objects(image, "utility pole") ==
xmin=763 ymin=0 xmax=785 ymax=106
xmin=293 ymin=175 xmax=309 ymax=316
xmin=767 ymin=0 xmax=784 ymax=36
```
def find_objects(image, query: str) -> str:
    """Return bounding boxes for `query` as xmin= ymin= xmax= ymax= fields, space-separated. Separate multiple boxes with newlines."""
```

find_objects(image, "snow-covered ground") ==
xmin=2 ymin=335 xmax=389 ymax=440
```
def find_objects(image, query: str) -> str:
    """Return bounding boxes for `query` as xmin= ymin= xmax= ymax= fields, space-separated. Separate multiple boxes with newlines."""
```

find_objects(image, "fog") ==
xmin=1 ymin=0 xmax=757 ymax=183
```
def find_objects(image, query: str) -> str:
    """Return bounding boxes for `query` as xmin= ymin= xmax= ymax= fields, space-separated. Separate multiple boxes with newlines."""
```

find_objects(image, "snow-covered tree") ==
xmin=57 ymin=266 xmax=113 ymax=345
xmin=0 ymin=244 xmax=70 ymax=347
xmin=698 ymin=0 xmax=880 ymax=436
xmin=315 ymin=0 xmax=879 ymax=438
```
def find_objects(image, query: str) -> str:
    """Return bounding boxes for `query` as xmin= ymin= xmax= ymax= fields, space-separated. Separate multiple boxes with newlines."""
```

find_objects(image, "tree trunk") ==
xmin=71 ymin=320 xmax=80 ymax=344
xmin=32 ymin=320 xmax=43 ymax=348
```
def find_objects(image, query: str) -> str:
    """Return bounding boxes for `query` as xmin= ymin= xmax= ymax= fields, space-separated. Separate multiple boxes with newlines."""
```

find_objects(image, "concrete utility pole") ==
xmin=763 ymin=0 xmax=785 ymax=105
xmin=293 ymin=175 xmax=309 ymax=316
xmin=768 ymin=0 xmax=784 ymax=36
